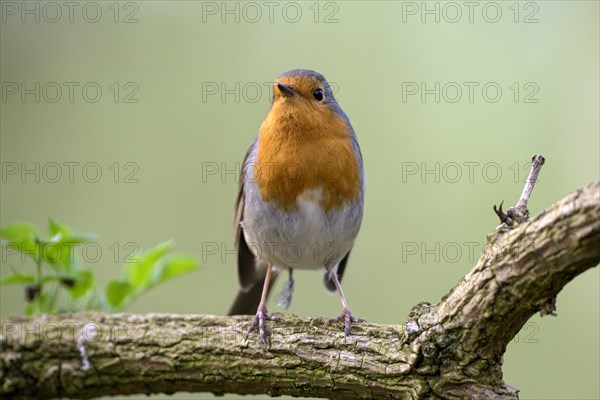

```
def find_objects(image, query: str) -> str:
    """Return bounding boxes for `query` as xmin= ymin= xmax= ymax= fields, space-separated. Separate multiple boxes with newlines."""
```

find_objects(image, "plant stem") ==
xmin=35 ymin=240 xmax=43 ymax=314
xmin=47 ymin=282 xmax=59 ymax=313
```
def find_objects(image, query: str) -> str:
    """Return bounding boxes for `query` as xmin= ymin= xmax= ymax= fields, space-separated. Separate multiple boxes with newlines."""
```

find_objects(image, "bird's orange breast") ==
xmin=255 ymin=101 xmax=361 ymax=212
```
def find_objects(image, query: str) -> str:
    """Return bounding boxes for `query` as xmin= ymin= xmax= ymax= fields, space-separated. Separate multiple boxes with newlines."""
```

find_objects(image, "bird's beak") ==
xmin=276 ymin=82 xmax=297 ymax=97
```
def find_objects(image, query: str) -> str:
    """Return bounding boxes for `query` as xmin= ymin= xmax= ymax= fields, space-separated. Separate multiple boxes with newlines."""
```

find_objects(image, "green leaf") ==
xmin=0 ymin=273 xmax=35 ymax=285
xmin=0 ymin=222 xmax=39 ymax=258
xmin=61 ymin=233 xmax=97 ymax=245
xmin=41 ymin=220 xmax=95 ymax=269
xmin=105 ymin=280 xmax=132 ymax=308
xmin=44 ymin=234 xmax=96 ymax=271
xmin=48 ymin=219 xmax=73 ymax=242
xmin=40 ymin=243 xmax=64 ymax=266
xmin=40 ymin=242 xmax=85 ymax=270
xmin=152 ymin=255 xmax=199 ymax=286
xmin=1 ymin=222 xmax=38 ymax=241
xmin=68 ymin=271 xmax=94 ymax=299
xmin=126 ymin=240 xmax=174 ymax=289
xmin=42 ymin=275 xmax=61 ymax=283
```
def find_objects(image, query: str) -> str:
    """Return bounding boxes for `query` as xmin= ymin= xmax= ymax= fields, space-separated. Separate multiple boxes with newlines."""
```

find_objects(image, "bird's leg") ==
xmin=248 ymin=263 xmax=282 ymax=343
xmin=276 ymin=268 xmax=295 ymax=309
xmin=327 ymin=272 xmax=365 ymax=335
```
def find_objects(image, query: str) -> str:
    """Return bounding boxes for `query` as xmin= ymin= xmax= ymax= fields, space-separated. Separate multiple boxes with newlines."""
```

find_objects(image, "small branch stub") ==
xmin=494 ymin=154 xmax=545 ymax=226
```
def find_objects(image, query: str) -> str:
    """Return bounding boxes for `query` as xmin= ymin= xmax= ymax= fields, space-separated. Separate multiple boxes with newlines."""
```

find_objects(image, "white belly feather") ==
xmin=242 ymin=184 xmax=362 ymax=272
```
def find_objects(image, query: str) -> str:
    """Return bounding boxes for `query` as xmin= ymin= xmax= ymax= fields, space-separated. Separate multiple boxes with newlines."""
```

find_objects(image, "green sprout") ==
xmin=1 ymin=219 xmax=199 ymax=315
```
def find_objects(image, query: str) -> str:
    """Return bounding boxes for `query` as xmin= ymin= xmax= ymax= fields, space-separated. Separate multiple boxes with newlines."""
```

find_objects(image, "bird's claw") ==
xmin=328 ymin=310 xmax=365 ymax=336
xmin=247 ymin=307 xmax=283 ymax=344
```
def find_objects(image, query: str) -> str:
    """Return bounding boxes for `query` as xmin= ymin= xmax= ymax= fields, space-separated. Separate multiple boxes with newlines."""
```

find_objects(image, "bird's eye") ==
xmin=313 ymin=88 xmax=324 ymax=101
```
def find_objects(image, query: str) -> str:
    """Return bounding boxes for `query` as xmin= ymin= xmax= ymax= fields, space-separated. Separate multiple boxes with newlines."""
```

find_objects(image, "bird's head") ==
xmin=273 ymin=69 xmax=336 ymax=105
xmin=261 ymin=69 xmax=348 ymax=139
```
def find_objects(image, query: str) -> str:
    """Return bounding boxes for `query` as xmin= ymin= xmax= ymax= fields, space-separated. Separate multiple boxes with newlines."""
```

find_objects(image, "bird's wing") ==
xmin=228 ymin=138 xmax=281 ymax=315
xmin=234 ymin=139 xmax=258 ymax=292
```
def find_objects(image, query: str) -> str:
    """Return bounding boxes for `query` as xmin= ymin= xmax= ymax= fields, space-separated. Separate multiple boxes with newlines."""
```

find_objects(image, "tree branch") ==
xmin=1 ymin=179 xmax=598 ymax=400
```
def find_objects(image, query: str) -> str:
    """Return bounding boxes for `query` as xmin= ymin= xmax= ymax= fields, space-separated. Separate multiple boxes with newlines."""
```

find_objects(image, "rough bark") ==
xmin=1 ymin=179 xmax=599 ymax=400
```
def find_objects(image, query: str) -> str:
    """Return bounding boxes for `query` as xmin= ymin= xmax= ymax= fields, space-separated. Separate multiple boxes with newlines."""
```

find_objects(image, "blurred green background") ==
xmin=1 ymin=1 xmax=598 ymax=399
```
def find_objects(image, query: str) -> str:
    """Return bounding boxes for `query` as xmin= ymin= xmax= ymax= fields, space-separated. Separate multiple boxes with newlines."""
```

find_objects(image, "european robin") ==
xmin=227 ymin=69 xmax=365 ymax=342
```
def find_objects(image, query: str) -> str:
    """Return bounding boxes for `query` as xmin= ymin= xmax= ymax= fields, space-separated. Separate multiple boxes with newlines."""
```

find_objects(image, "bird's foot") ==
xmin=247 ymin=306 xmax=283 ymax=344
xmin=328 ymin=309 xmax=365 ymax=336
